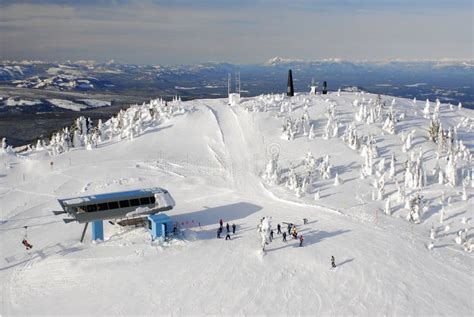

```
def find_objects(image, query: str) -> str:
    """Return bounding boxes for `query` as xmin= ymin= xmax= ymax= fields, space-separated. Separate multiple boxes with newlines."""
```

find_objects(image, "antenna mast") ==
xmin=235 ymin=72 xmax=241 ymax=95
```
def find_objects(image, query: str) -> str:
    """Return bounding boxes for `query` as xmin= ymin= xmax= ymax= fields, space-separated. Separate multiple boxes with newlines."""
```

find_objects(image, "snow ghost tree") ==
xmin=423 ymin=99 xmax=431 ymax=118
xmin=404 ymin=150 xmax=426 ymax=189
xmin=308 ymin=124 xmax=315 ymax=140
xmin=281 ymin=117 xmax=297 ymax=140
xmin=389 ymin=154 xmax=396 ymax=178
xmin=258 ymin=217 xmax=272 ymax=251
xmin=401 ymin=130 xmax=414 ymax=153
xmin=406 ymin=192 xmax=423 ymax=224
xmin=445 ymin=154 xmax=458 ymax=187
xmin=428 ymin=117 xmax=440 ymax=143
xmin=262 ymin=155 xmax=280 ymax=185
xmin=323 ymin=104 xmax=338 ymax=140
xmin=342 ymin=122 xmax=360 ymax=150
xmin=382 ymin=107 xmax=396 ymax=134
xmin=384 ymin=198 xmax=391 ymax=215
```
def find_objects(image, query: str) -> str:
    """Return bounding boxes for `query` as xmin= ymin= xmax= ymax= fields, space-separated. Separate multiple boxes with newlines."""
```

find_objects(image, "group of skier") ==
xmin=280 ymin=222 xmax=304 ymax=246
xmin=217 ymin=219 xmax=237 ymax=240
xmin=260 ymin=218 xmax=337 ymax=269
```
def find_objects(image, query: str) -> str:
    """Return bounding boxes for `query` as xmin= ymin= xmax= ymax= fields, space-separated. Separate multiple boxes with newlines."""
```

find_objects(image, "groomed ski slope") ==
xmin=1 ymin=92 xmax=473 ymax=316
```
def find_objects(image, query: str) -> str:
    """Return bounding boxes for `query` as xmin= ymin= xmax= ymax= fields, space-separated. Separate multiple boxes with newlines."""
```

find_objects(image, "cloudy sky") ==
xmin=0 ymin=0 xmax=472 ymax=64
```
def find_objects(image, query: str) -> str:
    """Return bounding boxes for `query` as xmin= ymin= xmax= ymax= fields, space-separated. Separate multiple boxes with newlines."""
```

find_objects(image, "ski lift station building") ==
xmin=56 ymin=187 xmax=176 ymax=241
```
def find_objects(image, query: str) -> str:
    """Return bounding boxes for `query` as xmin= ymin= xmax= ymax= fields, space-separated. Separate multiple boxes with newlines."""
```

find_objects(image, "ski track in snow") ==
xmin=0 ymin=93 xmax=473 ymax=315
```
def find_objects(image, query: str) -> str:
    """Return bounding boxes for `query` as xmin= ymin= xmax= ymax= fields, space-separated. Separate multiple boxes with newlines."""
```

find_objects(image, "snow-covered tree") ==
xmin=406 ymin=192 xmax=423 ymax=224
xmin=382 ymin=108 xmax=396 ymax=134
xmin=439 ymin=205 xmax=446 ymax=224
xmin=404 ymin=150 xmax=426 ymax=189
xmin=423 ymin=99 xmax=431 ymax=118
xmin=258 ymin=217 xmax=272 ymax=251
xmin=263 ymin=156 xmax=280 ymax=185
xmin=323 ymin=104 xmax=338 ymax=140
xmin=428 ymin=117 xmax=440 ymax=143
xmin=342 ymin=122 xmax=360 ymax=150
xmin=384 ymin=198 xmax=391 ymax=215
xmin=389 ymin=154 xmax=396 ymax=178
xmin=401 ymin=130 xmax=414 ymax=153
xmin=430 ymin=224 xmax=436 ymax=240
xmin=308 ymin=124 xmax=315 ymax=140
xmin=445 ymin=154 xmax=457 ymax=187
xmin=461 ymin=183 xmax=467 ymax=201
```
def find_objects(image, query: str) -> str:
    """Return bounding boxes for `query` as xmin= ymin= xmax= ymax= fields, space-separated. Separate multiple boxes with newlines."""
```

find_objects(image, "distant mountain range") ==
xmin=0 ymin=58 xmax=472 ymax=147
xmin=1 ymin=58 xmax=473 ymax=112
xmin=0 ymin=57 xmax=474 ymax=106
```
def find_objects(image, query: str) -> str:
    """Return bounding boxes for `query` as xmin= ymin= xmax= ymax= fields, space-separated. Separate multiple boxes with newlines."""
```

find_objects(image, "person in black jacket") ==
xmin=226 ymin=223 xmax=230 ymax=233
xmin=232 ymin=223 xmax=236 ymax=234
xmin=277 ymin=223 xmax=281 ymax=234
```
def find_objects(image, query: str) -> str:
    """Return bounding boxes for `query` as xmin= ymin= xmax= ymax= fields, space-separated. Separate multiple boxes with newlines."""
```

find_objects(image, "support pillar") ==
xmin=92 ymin=220 xmax=104 ymax=241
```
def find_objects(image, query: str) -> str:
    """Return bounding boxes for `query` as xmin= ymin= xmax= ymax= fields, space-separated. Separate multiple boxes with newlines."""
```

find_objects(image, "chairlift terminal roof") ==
xmin=58 ymin=187 xmax=166 ymax=207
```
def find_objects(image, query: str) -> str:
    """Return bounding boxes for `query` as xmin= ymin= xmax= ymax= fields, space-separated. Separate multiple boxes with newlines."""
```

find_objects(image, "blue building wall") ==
xmin=148 ymin=214 xmax=173 ymax=239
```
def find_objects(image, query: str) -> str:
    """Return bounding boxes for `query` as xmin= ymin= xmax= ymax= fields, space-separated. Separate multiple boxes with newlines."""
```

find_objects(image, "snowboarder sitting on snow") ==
xmin=225 ymin=233 xmax=231 ymax=240
xmin=226 ymin=223 xmax=230 ymax=233
xmin=299 ymin=235 xmax=304 ymax=247
xmin=22 ymin=239 xmax=33 ymax=250
xmin=232 ymin=223 xmax=236 ymax=234
xmin=303 ymin=218 xmax=308 ymax=225
xmin=331 ymin=256 xmax=336 ymax=268
xmin=282 ymin=232 xmax=287 ymax=242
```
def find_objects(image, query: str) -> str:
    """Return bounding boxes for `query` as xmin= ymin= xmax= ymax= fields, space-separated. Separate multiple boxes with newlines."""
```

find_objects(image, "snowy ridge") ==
xmin=1 ymin=91 xmax=473 ymax=315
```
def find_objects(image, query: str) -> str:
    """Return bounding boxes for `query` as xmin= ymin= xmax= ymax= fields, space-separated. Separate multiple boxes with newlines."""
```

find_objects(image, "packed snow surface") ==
xmin=0 ymin=92 xmax=473 ymax=316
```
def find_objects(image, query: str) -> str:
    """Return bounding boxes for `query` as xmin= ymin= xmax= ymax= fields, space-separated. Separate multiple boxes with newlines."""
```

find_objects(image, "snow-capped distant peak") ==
xmin=265 ymin=57 xmax=305 ymax=66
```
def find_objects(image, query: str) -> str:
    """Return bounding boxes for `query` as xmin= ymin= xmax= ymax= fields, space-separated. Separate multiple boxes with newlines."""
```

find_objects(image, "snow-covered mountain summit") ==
xmin=1 ymin=91 xmax=473 ymax=315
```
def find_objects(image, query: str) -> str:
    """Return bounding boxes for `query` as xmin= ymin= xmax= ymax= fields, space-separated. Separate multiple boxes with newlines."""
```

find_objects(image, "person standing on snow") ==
xmin=225 ymin=233 xmax=231 ymax=240
xmin=217 ymin=228 xmax=222 ymax=239
xmin=282 ymin=232 xmax=287 ymax=242
xmin=331 ymin=256 xmax=336 ymax=268
xmin=270 ymin=229 xmax=274 ymax=241
xmin=232 ymin=223 xmax=236 ymax=234
xmin=277 ymin=224 xmax=281 ymax=234
xmin=299 ymin=235 xmax=304 ymax=247
xmin=292 ymin=226 xmax=297 ymax=239
xmin=226 ymin=223 xmax=230 ymax=233
xmin=219 ymin=219 xmax=223 ymax=229
xmin=287 ymin=223 xmax=292 ymax=235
